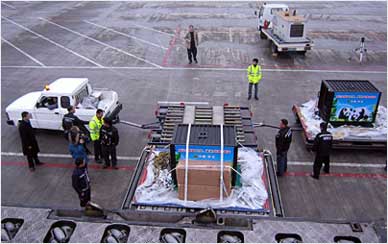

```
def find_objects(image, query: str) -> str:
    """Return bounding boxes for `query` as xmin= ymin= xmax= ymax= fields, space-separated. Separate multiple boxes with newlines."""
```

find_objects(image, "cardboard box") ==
xmin=178 ymin=184 xmax=230 ymax=201
xmin=176 ymin=160 xmax=231 ymax=189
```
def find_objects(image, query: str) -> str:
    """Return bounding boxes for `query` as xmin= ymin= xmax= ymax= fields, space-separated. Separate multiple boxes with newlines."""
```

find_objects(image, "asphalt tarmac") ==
xmin=1 ymin=1 xmax=387 ymax=222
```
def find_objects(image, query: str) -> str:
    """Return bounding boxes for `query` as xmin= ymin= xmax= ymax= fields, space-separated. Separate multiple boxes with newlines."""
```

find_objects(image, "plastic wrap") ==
xmin=299 ymin=99 xmax=387 ymax=140
xmin=134 ymin=147 xmax=268 ymax=210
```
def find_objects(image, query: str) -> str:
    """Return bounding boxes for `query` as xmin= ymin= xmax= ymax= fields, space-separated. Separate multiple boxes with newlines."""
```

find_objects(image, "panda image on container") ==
xmin=338 ymin=107 xmax=369 ymax=121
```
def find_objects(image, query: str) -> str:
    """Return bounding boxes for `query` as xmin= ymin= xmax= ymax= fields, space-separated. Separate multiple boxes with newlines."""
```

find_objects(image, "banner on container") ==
xmin=175 ymin=145 xmax=234 ymax=162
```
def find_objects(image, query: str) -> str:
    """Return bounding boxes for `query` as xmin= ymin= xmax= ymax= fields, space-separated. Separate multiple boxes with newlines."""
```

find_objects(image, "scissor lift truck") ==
xmin=121 ymin=102 xmax=283 ymax=217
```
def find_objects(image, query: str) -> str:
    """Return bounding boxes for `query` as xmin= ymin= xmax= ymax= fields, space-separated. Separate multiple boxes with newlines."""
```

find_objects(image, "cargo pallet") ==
xmin=292 ymin=104 xmax=387 ymax=150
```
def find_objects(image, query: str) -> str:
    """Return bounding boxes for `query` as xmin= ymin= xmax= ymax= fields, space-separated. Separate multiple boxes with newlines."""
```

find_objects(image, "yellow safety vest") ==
xmin=89 ymin=115 xmax=104 ymax=141
xmin=247 ymin=65 xmax=262 ymax=84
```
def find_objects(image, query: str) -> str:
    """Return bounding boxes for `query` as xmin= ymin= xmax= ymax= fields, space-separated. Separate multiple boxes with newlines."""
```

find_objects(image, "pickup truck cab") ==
xmin=5 ymin=78 xmax=122 ymax=130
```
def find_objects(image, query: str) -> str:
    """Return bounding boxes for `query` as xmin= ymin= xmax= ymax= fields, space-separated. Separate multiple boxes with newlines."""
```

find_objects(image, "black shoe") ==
xmin=276 ymin=172 xmax=283 ymax=177
xmin=113 ymin=166 xmax=119 ymax=170
xmin=255 ymin=97 xmax=259 ymax=100
xmin=323 ymin=170 xmax=330 ymax=174
xmin=194 ymin=59 xmax=198 ymax=64
xmin=189 ymin=61 xmax=192 ymax=64
xmin=29 ymin=167 xmax=35 ymax=172
xmin=102 ymin=165 xmax=109 ymax=169
xmin=248 ymin=96 xmax=251 ymax=100
xmin=310 ymin=173 xmax=319 ymax=180
xmin=36 ymin=162 xmax=44 ymax=166
xmin=95 ymin=159 xmax=102 ymax=164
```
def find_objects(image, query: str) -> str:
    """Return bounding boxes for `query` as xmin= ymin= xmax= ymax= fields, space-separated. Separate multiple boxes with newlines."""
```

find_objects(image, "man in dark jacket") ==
xmin=100 ymin=118 xmax=119 ymax=169
xmin=184 ymin=25 xmax=199 ymax=64
xmin=62 ymin=106 xmax=89 ymax=139
xmin=72 ymin=157 xmax=91 ymax=207
xmin=18 ymin=111 xmax=43 ymax=171
xmin=311 ymin=122 xmax=333 ymax=180
xmin=275 ymin=119 xmax=292 ymax=176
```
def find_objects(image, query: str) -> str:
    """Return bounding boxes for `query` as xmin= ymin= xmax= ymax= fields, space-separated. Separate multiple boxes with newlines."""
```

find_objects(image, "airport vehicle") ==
xmin=255 ymin=3 xmax=314 ymax=54
xmin=5 ymin=78 xmax=122 ymax=130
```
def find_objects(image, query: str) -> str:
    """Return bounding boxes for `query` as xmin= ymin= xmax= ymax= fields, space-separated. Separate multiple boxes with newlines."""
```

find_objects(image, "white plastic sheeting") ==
xmin=134 ymin=147 xmax=268 ymax=210
xmin=299 ymin=99 xmax=387 ymax=140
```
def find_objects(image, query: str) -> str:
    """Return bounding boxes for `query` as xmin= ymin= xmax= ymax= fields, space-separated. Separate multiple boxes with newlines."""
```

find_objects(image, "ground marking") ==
xmin=1 ymin=38 xmax=46 ymax=66
xmin=1 ymin=152 xmax=140 ymax=161
xmin=39 ymin=17 xmax=162 ymax=68
xmin=132 ymin=23 xmax=174 ymax=37
xmin=1 ymin=2 xmax=16 ymax=9
xmin=2 ymin=152 xmax=385 ymax=168
xmin=84 ymin=20 xmax=167 ymax=50
xmin=1 ymin=65 xmax=387 ymax=74
xmin=1 ymin=161 xmax=135 ymax=171
xmin=2 ymin=16 xmax=104 ymax=67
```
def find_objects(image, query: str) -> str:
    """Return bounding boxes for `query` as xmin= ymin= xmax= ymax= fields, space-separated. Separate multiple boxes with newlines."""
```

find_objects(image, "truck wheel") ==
xmin=271 ymin=42 xmax=278 ymax=54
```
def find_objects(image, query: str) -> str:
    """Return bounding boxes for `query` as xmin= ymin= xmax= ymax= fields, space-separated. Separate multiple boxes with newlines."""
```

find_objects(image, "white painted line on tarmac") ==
xmin=39 ymin=17 xmax=162 ymax=68
xmin=288 ymin=161 xmax=386 ymax=168
xmin=1 ymin=38 xmax=46 ymax=66
xmin=84 ymin=20 xmax=168 ymax=50
xmin=132 ymin=23 xmax=175 ymax=37
xmin=1 ymin=152 xmax=140 ymax=161
xmin=1 ymin=16 xmax=104 ymax=67
xmin=1 ymin=2 xmax=16 ymax=9
xmin=1 ymin=65 xmax=387 ymax=74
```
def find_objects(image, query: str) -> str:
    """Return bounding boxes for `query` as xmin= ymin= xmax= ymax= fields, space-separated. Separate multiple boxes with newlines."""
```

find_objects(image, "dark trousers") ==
xmin=26 ymin=152 xmax=40 ymax=169
xmin=313 ymin=155 xmax=330 ymax=178
xmin=248 ymin=83 xmax=258 ymax=98
xmin=187 ymin=47 xmax=197 ymax=62
xmin=93 ymin=140 xmax=102 ymax=161
xmin=102 ymin=145 xmax=117 ymax=167
xmin=78 ymin=189 xmax=91 ymax=207
xmin=276 ymin=151 xmax=288 ymax=176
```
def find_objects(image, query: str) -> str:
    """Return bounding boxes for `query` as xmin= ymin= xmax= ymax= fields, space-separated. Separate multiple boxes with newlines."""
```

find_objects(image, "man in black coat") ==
xmin=275 ymin=119 xmax=293 ymax=176
xmin=311 ymin=122 xmax=333 ymax=180
xmin=72 ymin=157 xmax=91 ymax=207
xmin=100 ymin=118 xmax=119 ymax=169
xmin=18 ymin=111 xmax=43 ymax=171
xmin=62 ymin=105 xmax=89 ymax=139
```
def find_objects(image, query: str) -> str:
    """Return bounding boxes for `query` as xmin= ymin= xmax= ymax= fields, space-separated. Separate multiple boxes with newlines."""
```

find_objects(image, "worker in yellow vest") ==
xmin=89 ymin=109 xmax=104 ymax=164
xmin=247 ymin=58 xmax=262 ymax=100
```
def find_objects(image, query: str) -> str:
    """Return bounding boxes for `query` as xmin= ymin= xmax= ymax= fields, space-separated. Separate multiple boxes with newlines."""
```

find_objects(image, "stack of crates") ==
xmin=170 ymin=124 xmax=237 ymax=201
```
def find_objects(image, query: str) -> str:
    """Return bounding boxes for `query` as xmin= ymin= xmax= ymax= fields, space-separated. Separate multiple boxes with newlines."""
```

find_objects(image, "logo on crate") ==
xmin=175 ymin=145 xmax=234 ymax=162
xmin=330 ymin=92 xmax=379 ymax=123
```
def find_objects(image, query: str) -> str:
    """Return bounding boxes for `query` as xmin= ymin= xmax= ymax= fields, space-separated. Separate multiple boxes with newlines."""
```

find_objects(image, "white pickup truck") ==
xmin=5 ymin=78 xmax=122 ymax=130
xmin=255 ymin=3 xmax=314 ymax=54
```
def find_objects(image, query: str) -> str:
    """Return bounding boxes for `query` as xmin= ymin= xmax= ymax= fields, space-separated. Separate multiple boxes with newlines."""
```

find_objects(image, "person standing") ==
xmin=72 ymin=157 xmax=91 ymax=208
xmin=275 ymin=119 xmax=292 ymax=177
xmin=62 ymin=105 xmax=89 ymax=139
xmin=311 ymin=122 xmax=333 ymax=180
xmin=100 ymin=118 xmax=119 ymax=169
xmin=18 ymin=111 xmax=43 ymax=172
xmin=184 ymin=25 xmax=199 ymax=64
xmin=89 ymin=109 xmax=104 ymax=164
xmin=247 ymin=58 xmax=262 ymax=100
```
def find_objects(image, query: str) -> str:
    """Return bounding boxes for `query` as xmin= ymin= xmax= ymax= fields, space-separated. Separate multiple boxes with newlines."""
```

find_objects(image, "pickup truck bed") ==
xmin=261 ymin=28 xmax=314 ymax=53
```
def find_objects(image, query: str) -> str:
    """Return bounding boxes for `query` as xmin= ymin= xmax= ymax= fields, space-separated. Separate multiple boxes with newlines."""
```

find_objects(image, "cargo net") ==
xmin=134 ymin=147 xmax=268 ymax=211
xmin=300 ymin=99 xmax=387 ymax=140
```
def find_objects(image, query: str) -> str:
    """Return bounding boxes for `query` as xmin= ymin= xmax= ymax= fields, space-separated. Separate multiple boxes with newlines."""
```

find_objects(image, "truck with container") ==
xmin=255 ymin=3 xmax=314 ymax=54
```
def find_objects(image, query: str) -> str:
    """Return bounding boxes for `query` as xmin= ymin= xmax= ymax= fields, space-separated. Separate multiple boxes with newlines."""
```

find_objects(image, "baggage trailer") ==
xmin=121 ymin=102 xmax=283 ymax=217
xmin=292 ymin=80 xmax=386 ymax=150
xmin=293 ymin=104 xmax=387 ymax=150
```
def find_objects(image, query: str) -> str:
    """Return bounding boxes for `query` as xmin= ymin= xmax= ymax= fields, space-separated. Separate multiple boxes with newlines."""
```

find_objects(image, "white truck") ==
xmin=5 ymin=78 xmax=122 ymax=130
xmin=255 ymin=3 xmax=314 ymax=54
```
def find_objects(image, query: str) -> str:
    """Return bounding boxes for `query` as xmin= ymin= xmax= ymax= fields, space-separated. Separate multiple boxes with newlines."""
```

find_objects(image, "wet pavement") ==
xmin=1 ymin=1 xmax=387 ymax=223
